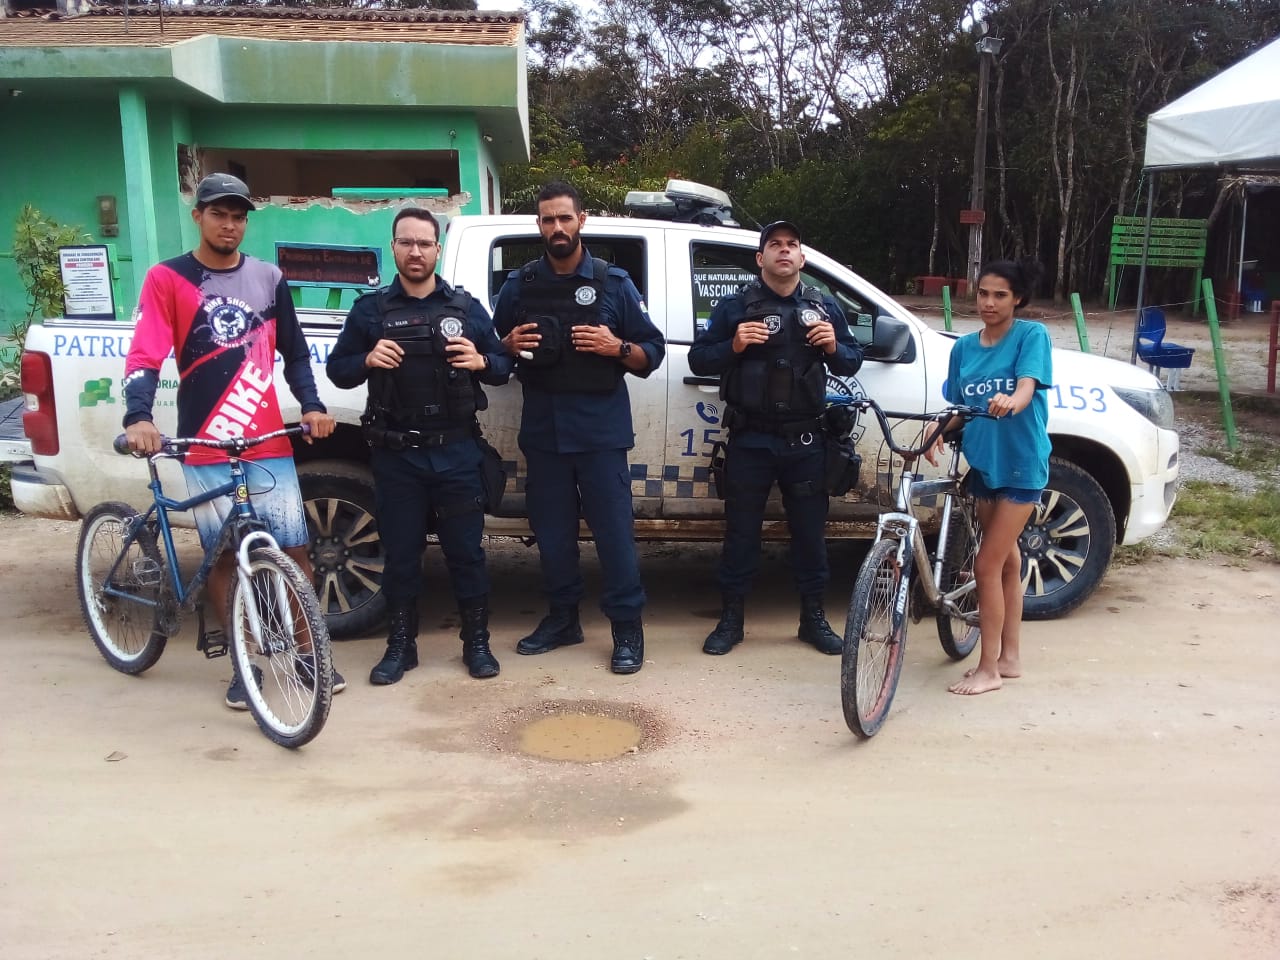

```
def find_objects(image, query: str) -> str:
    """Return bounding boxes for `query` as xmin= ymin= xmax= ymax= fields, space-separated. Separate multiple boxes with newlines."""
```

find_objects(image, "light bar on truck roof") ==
xmin=623 ymin=179 xmax=738 ymax=227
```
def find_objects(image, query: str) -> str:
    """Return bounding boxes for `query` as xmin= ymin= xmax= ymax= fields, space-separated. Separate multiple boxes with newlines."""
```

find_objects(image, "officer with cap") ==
xmin=326 ymin=207 xmax=512 ymax=684
xmin=492 ymin=180 xmax=665 ymax=675
xmin=688 ymin=220 xmax=863 ymax=656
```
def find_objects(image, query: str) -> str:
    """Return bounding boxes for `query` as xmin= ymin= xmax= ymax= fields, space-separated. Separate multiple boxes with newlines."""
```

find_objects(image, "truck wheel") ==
xmin=1020 ymin=457 xmax=1116 ymax=620
xmin=297 ymin=463 xmax=386 ymax=639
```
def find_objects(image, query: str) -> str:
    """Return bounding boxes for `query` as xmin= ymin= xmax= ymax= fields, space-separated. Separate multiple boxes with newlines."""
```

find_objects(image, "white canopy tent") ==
xmin=1144 ymin=36 xmax=1280 ymax=171
xmin=1131 ymin=36 xmax=1280 ymax=358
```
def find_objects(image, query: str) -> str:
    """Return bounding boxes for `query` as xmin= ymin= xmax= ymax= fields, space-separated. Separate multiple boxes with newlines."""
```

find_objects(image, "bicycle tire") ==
xmin=227 ymin=546 xmax=332 ymax=748
xmin=841 ymin=538 xmax=909 ymax=738
xmin=936 ymin=493 xmax=981 ymax=661
xmin=75 ymin=502 xmax=169 ymax=675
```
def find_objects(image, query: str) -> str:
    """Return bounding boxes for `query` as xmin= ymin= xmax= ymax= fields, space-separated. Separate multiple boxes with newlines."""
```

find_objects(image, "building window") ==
xmin=191 ymin=148 xmax=462 ymax=199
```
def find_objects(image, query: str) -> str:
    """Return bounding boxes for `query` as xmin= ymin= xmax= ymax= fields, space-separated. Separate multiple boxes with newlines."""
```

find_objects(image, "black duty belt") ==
xmin=725 ymin=409 xmax=824 ymax=441
xmin=364 ymin=423 xmax=475 ymax=451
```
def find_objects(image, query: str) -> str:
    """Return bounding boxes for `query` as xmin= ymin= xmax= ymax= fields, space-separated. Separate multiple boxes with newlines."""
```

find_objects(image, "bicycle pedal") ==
xmin=199 ymin=630 xmax=229 ymax=659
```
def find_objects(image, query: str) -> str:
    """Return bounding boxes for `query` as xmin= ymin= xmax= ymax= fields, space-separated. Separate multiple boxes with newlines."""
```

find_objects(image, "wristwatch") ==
xmin=618 ymin=341 xmax=633 ymax=360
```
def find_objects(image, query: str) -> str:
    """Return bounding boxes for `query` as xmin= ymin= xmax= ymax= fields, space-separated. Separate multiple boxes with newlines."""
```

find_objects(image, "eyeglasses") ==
xmin=393 ymin=238 xmax=438 ymax=251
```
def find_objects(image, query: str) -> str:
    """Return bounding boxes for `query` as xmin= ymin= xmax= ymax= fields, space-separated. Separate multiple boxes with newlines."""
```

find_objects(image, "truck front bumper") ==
xmin=10 ymin=463 xmax=80 ymax=521
xmin=1121 ymin=427 xmax=1179 ymax=545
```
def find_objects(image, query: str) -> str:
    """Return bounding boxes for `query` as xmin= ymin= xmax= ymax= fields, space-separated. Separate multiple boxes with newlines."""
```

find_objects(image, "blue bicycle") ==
xmin=74 ymin=426 xmax=333 ymax=748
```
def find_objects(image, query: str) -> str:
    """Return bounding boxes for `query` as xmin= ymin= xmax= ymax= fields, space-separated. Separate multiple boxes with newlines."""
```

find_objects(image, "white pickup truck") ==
xmin=12 ymin=203 xmax=1180 ymax=636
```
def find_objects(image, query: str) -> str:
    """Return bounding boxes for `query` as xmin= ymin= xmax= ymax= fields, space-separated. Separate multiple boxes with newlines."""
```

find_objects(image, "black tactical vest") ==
xmin=514 ymin=258 xmax=624 ymax=394
xmin=721 ymin=281 xmax=828 ymax=425
xmin=366 ymin=287 xmax=482 ymax=431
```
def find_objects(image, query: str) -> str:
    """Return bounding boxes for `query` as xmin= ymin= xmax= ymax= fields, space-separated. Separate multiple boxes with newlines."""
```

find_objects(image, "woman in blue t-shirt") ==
xmin=926 ymin=259 xmax=1051 ymax=696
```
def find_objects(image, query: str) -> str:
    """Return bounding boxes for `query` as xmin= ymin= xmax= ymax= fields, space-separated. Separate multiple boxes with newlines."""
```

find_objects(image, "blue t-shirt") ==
xmin=944 ymin=319 xmax=1053 ymax=489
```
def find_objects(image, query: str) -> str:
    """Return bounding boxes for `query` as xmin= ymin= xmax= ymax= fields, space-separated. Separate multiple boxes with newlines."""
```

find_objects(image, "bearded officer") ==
xmin=492 ymin=180 xmax=666 ymax=674
xmin=688 ymin=220 xmax=863 ymax=656
xmin=327 ymin=207 xmax=512 ymax=683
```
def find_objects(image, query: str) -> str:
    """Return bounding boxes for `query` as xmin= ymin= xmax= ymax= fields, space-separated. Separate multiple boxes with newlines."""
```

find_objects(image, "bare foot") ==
xmin=963 ymin=658 xmax=1021 ymax=679
xmin=949 ymin=666 xmax=1003 ymax=695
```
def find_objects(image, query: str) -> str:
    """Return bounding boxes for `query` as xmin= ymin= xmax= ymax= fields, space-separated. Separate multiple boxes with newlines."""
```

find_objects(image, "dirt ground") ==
xmin=1 ymin=513 xmax=1277 ymax=959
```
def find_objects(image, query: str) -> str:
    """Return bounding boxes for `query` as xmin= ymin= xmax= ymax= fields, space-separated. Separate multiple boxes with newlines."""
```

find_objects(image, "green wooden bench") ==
xmin=1108 ymin=216 xmax=1208 ymax=315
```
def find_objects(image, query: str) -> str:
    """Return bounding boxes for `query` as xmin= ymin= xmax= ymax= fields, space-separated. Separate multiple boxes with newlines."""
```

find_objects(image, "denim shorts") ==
xmin=967 ymin=469 xmax=1043 ymax=506
xmin=182 ymin=456 xmax=308 ymax=551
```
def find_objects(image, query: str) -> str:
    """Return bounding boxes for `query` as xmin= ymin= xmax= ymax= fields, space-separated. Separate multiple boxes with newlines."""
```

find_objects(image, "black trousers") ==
xmin=718 ymin=439 xmax=830 ymax=597
xmin=371 ymin=445 xmax=487 ymax=606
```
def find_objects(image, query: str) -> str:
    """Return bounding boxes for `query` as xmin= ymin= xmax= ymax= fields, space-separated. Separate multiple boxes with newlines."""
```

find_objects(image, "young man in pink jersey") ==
xmin=123 ymin=173 xmax=345 ymax=709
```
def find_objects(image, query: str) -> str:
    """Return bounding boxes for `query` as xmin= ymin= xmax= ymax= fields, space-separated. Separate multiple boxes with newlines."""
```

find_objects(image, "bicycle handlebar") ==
xmin=113 ymin=423 xmax=311 ymax=458
xmin=824 ymin=396 xmax=992 ymax=459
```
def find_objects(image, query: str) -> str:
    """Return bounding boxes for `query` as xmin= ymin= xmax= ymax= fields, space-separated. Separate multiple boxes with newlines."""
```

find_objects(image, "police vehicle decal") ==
xmin=940 ymin=378 xmax=1108 ymax=414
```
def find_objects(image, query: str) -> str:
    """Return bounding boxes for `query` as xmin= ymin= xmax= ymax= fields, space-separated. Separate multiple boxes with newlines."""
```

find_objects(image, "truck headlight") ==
xmin=1113 ymin=386 xmax=1175 ymax=430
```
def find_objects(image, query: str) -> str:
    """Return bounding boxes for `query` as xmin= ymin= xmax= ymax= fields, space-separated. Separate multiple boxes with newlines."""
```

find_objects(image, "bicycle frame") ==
xmin=871 ymin=443 xmax=975 ymax=623
xmin=98 ymin=446 xmax=287 ymax=640
xmin=829 ymin=397 xmax=985 ymax=626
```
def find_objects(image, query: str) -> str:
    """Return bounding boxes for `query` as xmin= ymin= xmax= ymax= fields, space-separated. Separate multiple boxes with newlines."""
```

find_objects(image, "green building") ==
xmin=0 ymin=2 xmax=529 ymax=331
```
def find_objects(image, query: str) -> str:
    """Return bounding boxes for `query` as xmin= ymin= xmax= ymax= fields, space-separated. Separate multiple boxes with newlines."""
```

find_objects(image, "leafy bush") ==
xmin=3 ymin=206 xmax=90 ymax=401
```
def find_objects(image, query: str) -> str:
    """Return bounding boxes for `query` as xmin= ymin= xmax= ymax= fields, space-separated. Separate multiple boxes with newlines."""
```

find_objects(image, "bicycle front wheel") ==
xmin=227 ymin=546 xmax=332 ymax=748
xmin=76 ymin=502 xmax=168 ymax=675
xmin=936 ymin=494 xmax=981 ymax=661
xmin=841 ymin=539 xmax=909 ymax=739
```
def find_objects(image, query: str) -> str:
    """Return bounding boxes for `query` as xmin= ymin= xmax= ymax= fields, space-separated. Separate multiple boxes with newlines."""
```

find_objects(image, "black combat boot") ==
xmin=798 ymin=594 xmax=843 ymax=655
xmin=610 ymin=619 xmax=645 ymax=674
xmin=516 ymin=605 xmax=585 ymax=655
xmin=459 ymin=598 xmax=500 ymax=679
xmin=702 ymin=594 xmax=746 ymax=655
xmin=370 ymin=601 xmax=419 ymax=685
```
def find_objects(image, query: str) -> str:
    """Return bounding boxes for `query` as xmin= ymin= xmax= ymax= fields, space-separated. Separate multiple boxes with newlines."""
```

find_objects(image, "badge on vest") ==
xmin=439 ymin=317 xmax=464 ymax=339
xmin=575 ymin=285 xmax=598 ymax=306
xmin=800 ymin=308 xmax=824 ymax=328
xmin=763 ymin=314 xmax=783 ymax=334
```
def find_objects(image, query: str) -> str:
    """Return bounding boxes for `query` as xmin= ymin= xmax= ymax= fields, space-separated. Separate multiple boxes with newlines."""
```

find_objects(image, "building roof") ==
xmin=0 ymin=3 xmax=525 ymax=46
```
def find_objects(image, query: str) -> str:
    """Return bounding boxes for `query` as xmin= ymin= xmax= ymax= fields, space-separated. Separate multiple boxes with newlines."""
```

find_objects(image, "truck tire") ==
xmin=1020 ymin=457 xmax=1116 ymax=620
xmin=297 ymin=462 xmax=386 ymax=639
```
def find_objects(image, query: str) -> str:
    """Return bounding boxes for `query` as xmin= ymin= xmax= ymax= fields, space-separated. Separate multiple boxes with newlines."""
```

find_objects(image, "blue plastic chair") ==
xmin=1136 ymin=307 xmax=1194 ymax=389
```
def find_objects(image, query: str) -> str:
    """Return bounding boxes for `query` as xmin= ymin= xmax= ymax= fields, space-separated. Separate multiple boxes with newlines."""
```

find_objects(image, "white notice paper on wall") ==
xmin=59 ymin=245 xmax=116 ymax=319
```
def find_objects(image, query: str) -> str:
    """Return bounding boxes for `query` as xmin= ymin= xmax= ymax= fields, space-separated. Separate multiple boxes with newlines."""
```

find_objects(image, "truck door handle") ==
xmin=682 ymin=376 xmax=720 ymax=386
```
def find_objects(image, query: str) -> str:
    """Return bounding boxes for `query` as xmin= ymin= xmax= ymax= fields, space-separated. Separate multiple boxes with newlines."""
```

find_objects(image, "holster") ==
xmin=476 ymin=433 xmax=509 ymax=513
xmin=822 ymin=405 xmax=861 ymax=497
xmin=708 ymin=440 xmax=728 ymax=501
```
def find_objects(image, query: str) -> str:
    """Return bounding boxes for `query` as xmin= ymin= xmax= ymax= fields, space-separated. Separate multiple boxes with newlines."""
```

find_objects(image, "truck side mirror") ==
xmin=864 ymin=315 xmax=916 ymax=363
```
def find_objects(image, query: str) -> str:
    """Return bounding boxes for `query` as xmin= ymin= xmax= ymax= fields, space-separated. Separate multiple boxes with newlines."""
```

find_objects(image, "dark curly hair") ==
xmin=978 ymin=258 xmax=1044 ymax=310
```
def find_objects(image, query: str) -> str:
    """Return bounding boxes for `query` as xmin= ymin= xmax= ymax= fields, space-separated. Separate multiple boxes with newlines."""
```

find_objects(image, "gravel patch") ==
xmin=1175 ymin=416 xmax=1280 ymax=496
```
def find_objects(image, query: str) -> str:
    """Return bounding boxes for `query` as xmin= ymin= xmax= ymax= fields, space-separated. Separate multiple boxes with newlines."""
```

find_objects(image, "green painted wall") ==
xmin=0 ymin=98 xmax=132 ymax=333
xmin=0 ymin=35 xmax=527 ymax=335
xmin=2 ymin=102 xmax=491 ymax=330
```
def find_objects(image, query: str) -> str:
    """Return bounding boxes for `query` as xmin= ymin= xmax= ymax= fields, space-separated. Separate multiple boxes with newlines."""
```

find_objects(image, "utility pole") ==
xmin=965 ymin=24 xmax=1003 ymax=298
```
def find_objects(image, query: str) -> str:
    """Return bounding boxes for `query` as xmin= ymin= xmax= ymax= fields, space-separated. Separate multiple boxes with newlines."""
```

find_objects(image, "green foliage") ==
xmin=514 ymin=0 xmax=1280 ymax=297
xmin=12 ymin=205 xmax=89 ymax=323
xmin=502 ymin=109 xmax=674 ymax=215
xmin=5 ymin=206 xmax=89 ymax=400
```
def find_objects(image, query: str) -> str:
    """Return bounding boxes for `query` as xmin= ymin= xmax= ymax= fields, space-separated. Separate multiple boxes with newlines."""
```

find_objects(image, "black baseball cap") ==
xmin=758 ymin=220 xmax=801 ymax=251
xmin=196 ymin=173 xmax=256 ymax=210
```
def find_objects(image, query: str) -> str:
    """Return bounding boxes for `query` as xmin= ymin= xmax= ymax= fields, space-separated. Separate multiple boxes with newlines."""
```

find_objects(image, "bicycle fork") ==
xmin=235 ymin=531 xmax=298 ymax=656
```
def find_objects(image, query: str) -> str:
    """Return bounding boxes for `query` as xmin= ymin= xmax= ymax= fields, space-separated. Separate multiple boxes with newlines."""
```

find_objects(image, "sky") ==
xmin=480 ymin=1 xmax=596 ymax=12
